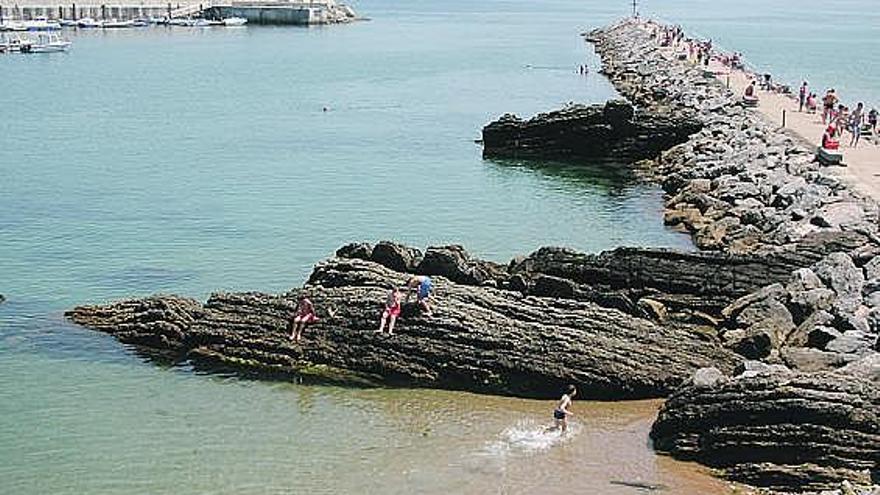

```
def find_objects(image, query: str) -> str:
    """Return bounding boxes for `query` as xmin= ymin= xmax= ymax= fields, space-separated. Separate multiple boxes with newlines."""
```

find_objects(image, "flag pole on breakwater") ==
xmin=632 ymin=0 xmax=639 ymax=18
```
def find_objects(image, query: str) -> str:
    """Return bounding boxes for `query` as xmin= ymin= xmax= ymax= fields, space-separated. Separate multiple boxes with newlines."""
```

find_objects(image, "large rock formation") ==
xmin=66 ymin=256 xmax=741 ymax=400
xmin=651 ymin=369 xmax=880 ymax=492
xmin=481 ymin=100 xmax=701 ymax=161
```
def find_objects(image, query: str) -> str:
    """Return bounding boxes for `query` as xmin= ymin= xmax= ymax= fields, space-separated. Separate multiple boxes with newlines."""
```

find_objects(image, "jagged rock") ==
xmin=66 ymin=257 xmax=742 ymax=399
xmin=691 ymin=367 xmax=726 ymax=388
xmin=787 ymin=267 xmax=825 ymax=293
xmin=529 ymin=274 xmax=577 ymax=299
xmin=651 ymin=371 xmax=880 ymax=492
xmin=734 ymin=360 xmax=791 ymax=378
xmin=838 ymin=352 xmax=880 ymax=385
xmin=814 ymin=253 xmax=865 ymax=302
xmin=637 ymin=297 xmax=667 ymax=322
xmin=826 ymin=331 xmax=875 ymax=354
xmin=865 ymin=257 xmax=880 ymax=281
xmin=370 ymin=241 xmax=422 ymax=273
xmin=336 ymin=242 xmax=373 ymax=260
xmin=722 ymin=328 xmax=774 ymax=360
xmin=481 ymin=100 xmax=701 ymax=161
xmin=415 ymin=245 xmax=504 ymax=286
xmin=789 ymin=288 xmax=837 ymax=322
xmin=721 ymin=283 xmax=795 ymax=358
xmin=781 ymin=347 xmax=857 ymax=372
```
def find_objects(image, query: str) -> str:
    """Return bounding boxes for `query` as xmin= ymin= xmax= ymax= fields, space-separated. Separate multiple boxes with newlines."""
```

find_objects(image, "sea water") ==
xmin=3 ymin=0 xmax=874 ymax=492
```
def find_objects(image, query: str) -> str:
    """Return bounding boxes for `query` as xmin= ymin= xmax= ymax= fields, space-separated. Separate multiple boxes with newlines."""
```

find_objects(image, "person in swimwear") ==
xmin=406 ymin=275 xmax=433 ymax=316
xmin=551 ymin=384 xmax=577 ymax=434
xmin=377 ymin=286 xmax=402 ymax=335
xmin=289 ymin=296 xmax=334 ymax=342
xmin=821 ymin=124 xmax=839 ymax=150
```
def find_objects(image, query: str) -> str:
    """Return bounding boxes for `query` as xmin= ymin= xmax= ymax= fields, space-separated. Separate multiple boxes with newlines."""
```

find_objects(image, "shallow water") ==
xmin=5 ymin=0 xmax=857 ymax=492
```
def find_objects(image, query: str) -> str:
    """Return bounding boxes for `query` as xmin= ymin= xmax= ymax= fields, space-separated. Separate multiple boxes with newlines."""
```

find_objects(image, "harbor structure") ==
xmin=0 ymin=0 xmax=358 ymax=25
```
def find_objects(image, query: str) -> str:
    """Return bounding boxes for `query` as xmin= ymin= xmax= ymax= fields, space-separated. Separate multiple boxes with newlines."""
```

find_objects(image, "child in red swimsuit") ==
xmin=377 ymin=287 xmax=402 ymax=335
xmin=290 ymin=296 xmax=318 ymax=342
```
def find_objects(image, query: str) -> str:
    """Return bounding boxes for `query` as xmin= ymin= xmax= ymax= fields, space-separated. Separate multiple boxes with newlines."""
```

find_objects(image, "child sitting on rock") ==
xmin=289 ymin=296 xmax=335 ymax=342
xmin=406 ymin=275 xmax=433 ymax=316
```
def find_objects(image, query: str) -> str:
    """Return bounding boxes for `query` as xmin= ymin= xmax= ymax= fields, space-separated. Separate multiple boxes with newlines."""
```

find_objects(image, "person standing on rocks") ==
xmin=406 ymin=275 xmax=433 ymax=316
xmin=550 ymin=384 xmax=577 ymax=434
xmin=377 ymin=286 xmax=402 ymax=335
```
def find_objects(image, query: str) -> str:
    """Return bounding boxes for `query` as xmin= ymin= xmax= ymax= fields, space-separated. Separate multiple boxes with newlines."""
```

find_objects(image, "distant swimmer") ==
xmin=406 ymin=275 xmax=433 ymax=316
xmin=550 ymin=384 xmax=577 ymax=434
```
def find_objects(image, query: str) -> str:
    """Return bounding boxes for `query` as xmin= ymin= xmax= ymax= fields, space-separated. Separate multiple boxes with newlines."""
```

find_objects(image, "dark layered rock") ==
xmin=481 ymin=100 xmax=701 ymax=161
xmin=651 ymin=370 xmax=880 ymax=492
xmin=66 ymin=257 xmax=741 ymax=400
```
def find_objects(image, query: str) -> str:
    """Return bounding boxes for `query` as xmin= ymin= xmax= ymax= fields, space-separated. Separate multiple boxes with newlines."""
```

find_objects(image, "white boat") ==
xmin=193 ymin=18 xmax=223 ymax=27
xmin=59 ymin=19 xmax=78 ymax=27
xmin=100 ymin=19 xmax=135 ymax=28
xmin=131 ymin=18 xmax=150 ymax=27
xmin=23 ymin=17 xmax=62 ymax=31
xmin=168 ymin=17 xmax=195 ymax=26
xmin=222 ymin=17 xmax=247 ymax=26
xmin=31 ymin=32 xmax=72 ymax=52
xmin=3 ymin=21 xmax=29 ymax=31
xmin=1 ymin=32 xmax=35 ymax=52
xmin=76 ymin=17 xmax=101 ymax=28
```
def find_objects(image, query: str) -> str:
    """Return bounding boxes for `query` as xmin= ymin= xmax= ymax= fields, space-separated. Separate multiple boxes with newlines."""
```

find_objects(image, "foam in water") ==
xmin=482 ymin=418 xmax=581 ymax=458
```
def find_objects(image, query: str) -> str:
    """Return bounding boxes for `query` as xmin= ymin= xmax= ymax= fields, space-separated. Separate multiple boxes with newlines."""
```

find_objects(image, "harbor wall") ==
xmin=206 ymin=5 xmax=313 ymax=24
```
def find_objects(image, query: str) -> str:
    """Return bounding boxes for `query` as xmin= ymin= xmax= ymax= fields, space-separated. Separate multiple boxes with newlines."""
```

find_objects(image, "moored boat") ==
xmin=31 ymin=32 xmax=72 ymax=52
xmin=100 ymin=19 xmax=135 ymax=29
xmin=222 ymin=16 xmax=247 ymax=26
xmin=76 ymin=17 xmax=101 ymax=28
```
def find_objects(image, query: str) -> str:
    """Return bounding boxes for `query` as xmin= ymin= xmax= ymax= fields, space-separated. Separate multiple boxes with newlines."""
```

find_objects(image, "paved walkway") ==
xmin=707 ymin=60 xmax=880 ymax=201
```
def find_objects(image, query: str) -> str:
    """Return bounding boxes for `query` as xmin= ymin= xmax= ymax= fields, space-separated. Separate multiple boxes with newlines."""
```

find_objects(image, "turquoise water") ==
xmin=6 ymin=0 xmax=875 ymax=492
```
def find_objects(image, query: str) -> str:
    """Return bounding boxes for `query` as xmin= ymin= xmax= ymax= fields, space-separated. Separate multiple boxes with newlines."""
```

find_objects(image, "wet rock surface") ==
xmin=651 ymin=369 xmax=880 ymax=492
xmin=66 ymin=256 xmax=741 ymax=399
xmin=481 ymin=100 xmax=701 ymax=161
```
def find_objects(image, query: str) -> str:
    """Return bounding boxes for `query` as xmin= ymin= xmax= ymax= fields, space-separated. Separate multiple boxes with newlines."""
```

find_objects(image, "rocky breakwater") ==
xmin=588 ymin=19 xmax=880 ymax=492
xmin=587 ymin=19 xmax=879 ymax=255
xmin=67 ymin=241 xmax=743 ymax=399
xmin=481 ymin=99 xmax=701 ymax=161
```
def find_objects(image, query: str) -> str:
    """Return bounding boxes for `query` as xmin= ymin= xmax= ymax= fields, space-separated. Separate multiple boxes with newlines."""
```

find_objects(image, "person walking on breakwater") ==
xmin=406 ymin=275 xmax=433 ymax=316
xmin=798 ymin=81 xmax=808 ymax=112
xmin=377 ymin=286 xmax=402 ymax=335
xmin=850 ymin=102 xmax=865 ymax=147
xmin=549 ymin=384 xmax=577 ymax=434
xmin=822 ymin=89 xmax=838 ymax=125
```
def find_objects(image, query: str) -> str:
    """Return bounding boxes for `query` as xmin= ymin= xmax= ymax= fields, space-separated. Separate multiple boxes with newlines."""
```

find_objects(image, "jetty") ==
xmin=0 ymin=0 xmax=358 ymax=25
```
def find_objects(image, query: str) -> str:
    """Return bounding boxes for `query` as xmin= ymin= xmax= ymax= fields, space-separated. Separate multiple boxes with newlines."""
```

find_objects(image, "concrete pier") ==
xmin=0 ymin=0 xmax=357 ymax=23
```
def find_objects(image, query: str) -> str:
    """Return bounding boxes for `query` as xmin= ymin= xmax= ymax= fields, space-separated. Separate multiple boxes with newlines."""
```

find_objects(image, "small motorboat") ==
xmin=131 ymin=18 xmax=150 ymax=27
xmin=193 ymin=18 xmax=223 ymax=27
xmin=100 ymin=19 xmax=135 ymax=28
xmin=59 ymin=19 xmax=78 ymax=27
xmin=24 ymin=17 xmax=62 ymax=31
xmin=1 ymin=32 xmax=33 ymax=51
xmin=168 ymin=17 xmax=195 ymax=26
xmin=76 ymin=17 xmax=101 ymax=28
xmin=222 ymin=17 xmax=247 ymax=26
xmin=31 ymin=32 xmax=72 ymax=52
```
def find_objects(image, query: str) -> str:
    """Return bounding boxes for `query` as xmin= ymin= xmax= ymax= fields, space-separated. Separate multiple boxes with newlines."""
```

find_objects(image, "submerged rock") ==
xmin=66 ymin=256 xmax=741 ymax=400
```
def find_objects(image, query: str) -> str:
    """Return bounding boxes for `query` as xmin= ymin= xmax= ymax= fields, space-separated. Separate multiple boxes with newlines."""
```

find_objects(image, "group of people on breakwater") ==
xmin=811 ymin=86 xmax=878 ymax=149
xmin=287 ymin=274 xmax=434 ymax=342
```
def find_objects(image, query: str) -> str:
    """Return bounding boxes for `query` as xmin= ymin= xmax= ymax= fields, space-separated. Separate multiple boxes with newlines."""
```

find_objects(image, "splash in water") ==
xmin=482 ymin=418 xmax=581 ymax=458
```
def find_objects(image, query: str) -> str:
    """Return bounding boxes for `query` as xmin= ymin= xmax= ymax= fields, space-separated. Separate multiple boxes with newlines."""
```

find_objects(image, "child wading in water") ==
xmin=289 ymin=296 xmax=334 ymax=342
xmin=377 ymin=286 xmax=402 ymax=335
xmin=550 ymin=384 xmax=577 ymax=434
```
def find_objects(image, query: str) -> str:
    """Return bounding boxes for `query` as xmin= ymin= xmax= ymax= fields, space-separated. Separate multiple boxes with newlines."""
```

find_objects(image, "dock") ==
xmin=0 ymin=0 xmax=358 ymax=25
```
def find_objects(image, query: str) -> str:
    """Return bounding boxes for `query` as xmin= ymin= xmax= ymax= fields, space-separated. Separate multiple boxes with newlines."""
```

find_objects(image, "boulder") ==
xmin=691 ymin=367 xmax=726 ymax=388
xmin=814 ymin=253 xmax=865 ymax=301
xmin=370 ymin=241 xmax=422 ymax=273
xmin=781 ymin=347 xmax=856 ymax=372
xmin=733 ymin=360 xmax=791 ymax=378
xmin=838 ymin=352 xmax=880 ymax=385
xmin=637 ymin=297 xmax=667 ymax=322
xmin=336 ymin=242 xmax=373 ymax=260
xmin=826 ymin=331 xmax=874 ymax=354
xmin=651 ymin=371 xmax=880 ymax=492
xmin=415 ymin=245 xmax=504 ymax=286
